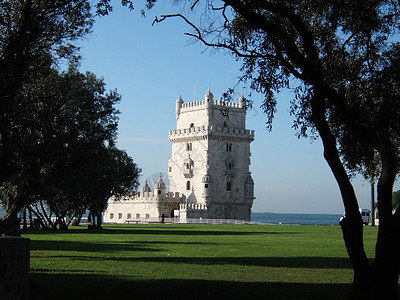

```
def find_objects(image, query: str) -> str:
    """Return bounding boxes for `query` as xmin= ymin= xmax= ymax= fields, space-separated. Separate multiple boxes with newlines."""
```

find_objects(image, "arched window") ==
xmin=226 ymin=143 xmax=232 ymax=152
xmin=186 ymin=143 xmax=192 ymax=151
xmin=226 ymin=181 xmax=231 ymax=191
xmin=190 ymin=123 xmax=194 ymax=128
xmin=186 ymin=181 xmax=191 ymax=190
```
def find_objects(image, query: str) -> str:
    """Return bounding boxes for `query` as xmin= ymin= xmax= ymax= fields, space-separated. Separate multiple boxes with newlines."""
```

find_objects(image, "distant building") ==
xmin=103 ymin=89 xmax=255 ymax=223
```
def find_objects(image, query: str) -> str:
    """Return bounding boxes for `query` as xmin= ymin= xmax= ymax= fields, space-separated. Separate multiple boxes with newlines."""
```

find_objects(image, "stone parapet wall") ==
xmin=169 ymin=125 xmax=254 ymax=141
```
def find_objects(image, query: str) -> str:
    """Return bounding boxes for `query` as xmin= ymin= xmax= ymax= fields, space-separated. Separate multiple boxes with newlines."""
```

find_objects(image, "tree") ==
xmin=81 ymin=147 xmax=141 ymax=229
xmin=24 ymin=146 xmax=141 ymax=231
xmin=0 ymin=62 xmax=121 ymax=235
xmin=0 ymin=0 xmax=94 ymax=234
xmin=102 ymin=0 xmax=400 ymax=297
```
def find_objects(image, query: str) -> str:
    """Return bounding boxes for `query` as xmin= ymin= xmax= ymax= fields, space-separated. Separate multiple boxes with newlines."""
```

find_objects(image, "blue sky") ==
xmin=78 ymin=3 xmax=389 ymax=214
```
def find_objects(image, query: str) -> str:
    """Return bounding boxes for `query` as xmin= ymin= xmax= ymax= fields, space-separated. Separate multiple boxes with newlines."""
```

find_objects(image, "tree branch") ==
xmin=153 ymin=13 xmax=268 ymax=59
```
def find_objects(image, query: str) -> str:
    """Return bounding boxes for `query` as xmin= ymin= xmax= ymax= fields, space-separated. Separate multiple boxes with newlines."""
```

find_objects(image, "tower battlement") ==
xmin=109 ymin=191 xmax=183 ymax=203
xmin=168 ymin=125 xmax=255 ymax=141
xmin=179 ymin=99 xmax=242 ymax=110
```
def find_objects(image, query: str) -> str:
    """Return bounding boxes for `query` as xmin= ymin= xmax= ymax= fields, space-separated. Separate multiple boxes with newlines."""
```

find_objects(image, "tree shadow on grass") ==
xmin=30 ymin=272 xmax=351 ymax=300
xmin=30 ymin=240 xmax=163 ymax=253
xmin=105 ymin=256 xmax=353 ymax=269
xmin=25 ymin=225 xmax=299 ymax=237
xmin=30 ymin=239 xmax=220 ymax=254
xmin=35 ymin=255 xmax=352 ymax=270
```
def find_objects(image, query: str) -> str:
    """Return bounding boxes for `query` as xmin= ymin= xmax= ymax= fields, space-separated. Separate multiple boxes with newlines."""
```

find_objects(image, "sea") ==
xmin=0 ymin=207 xmax=342 ymax=225
xmin=251 ymin=212 xmax=342 ymax=225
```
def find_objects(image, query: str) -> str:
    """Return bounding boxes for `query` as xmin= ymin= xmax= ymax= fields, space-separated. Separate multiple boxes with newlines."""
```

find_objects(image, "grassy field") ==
xmin=25 ymin=224 xmax=379 ymax=299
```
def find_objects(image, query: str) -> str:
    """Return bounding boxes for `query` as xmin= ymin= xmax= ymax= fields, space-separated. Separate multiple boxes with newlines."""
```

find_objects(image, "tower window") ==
xmin=186 ymin=143 xmax=192 ymax=151
xmin=190 ymin=123 xmax=194 ymax=127
xmin=186 ymin=181 xmax=191 ymax=190
xmin=226 ymin=181 xmax=231 ymax=191
xmin=205 ymin=184 xmax=209 ymax=189
xmin=226 ymin=143 xmax=232 ymax=152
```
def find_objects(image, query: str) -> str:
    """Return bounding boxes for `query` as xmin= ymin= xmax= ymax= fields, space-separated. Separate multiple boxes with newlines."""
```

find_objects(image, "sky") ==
xmin=77 ymin=2 xmax=393 ymax=214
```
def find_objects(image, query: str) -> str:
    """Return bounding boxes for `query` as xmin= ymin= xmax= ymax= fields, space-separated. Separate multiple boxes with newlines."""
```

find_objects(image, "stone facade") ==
xmin=103 ymin=89 xmax=255 ymax=223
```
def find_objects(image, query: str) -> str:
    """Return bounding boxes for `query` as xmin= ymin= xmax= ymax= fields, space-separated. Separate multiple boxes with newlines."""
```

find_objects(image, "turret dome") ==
xmin=154 ymin=173 xmax=166 ymax=190
xmin=140 ymin=180 xmax=151 ymax=193
xmin=239 ymin=93 xmax=247 ymax=108
xmin=205 ymin=88 xmax=214 ymax=101
xmin=176 ymin=94 xmax=183 ymax=103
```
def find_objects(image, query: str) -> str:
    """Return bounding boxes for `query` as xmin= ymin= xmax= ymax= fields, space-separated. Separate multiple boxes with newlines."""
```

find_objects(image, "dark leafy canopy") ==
xmin=12 ymin=63 xmax=120 ymax=170
xmin=26 ymin=146 xmax=141 ymax=230
xmin=0 ymin=63 xmax=122 ymax=218
xmin=0 ymin=0 xmax=93 ymax=102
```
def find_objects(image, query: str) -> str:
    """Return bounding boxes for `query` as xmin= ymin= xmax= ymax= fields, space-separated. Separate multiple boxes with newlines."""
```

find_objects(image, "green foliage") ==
xmin=80 ymin=147 xmax=142 ymax=228
xmin=0 ymin=1 xmax=143 ymax=235
xmin=1 ymin=63 xmax=121 ymax=197
xmin=17 ymin=66 xmax=141 ymax=230
xmin=26 ymin=224 xmax=380 ymax=299
xmin=0 ymin=0 xmax=93 ymax=101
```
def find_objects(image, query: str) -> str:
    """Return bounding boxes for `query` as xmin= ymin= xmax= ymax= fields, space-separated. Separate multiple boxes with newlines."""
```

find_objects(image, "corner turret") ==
xmin=176 ymin=94 xmax=183 ymax=119
xmin=239 ymin=93 xmax=247 ymax=109
xmin=205 ymin=88 xmax=214 ymax=107
xmin=154 ymin=173 xmax=166 ymax=199
xmin=245 ymin=173 xmax=254 ymax=198
xmin=201 ymin=172 xmax=213 ymax=202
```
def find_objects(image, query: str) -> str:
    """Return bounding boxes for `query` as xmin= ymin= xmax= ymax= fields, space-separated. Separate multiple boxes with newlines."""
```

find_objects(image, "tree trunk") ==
xmin=22 ymin=207 xmax=28 ymax=230
xmin=0 ymin=193 xmax=27 ymax=236
xmin=29 ymin=203 xmax=48 ymax=229
xmin=96 ymin=213 xmax=102 ymax=229
xmin=370 ymin=148 xmax=399 ymax=299
xmin=28 ymin=207 xmax=33 ymax=228
xmin=310 ymin=93 xmax=370 ymax=297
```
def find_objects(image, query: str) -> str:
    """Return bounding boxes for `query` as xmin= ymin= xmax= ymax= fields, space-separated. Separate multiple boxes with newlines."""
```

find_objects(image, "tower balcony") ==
xmin=184 ymin=170 xmax=193 ymax=178
xmin=169 ymin=125 xmax=255 ymax=143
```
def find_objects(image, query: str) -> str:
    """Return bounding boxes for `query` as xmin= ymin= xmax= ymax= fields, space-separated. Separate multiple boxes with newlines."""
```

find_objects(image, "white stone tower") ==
xmin=168 ymin=89 xmax=255 ymax=220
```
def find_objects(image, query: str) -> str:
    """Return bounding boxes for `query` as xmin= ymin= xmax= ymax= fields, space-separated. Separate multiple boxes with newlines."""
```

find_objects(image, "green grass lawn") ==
xmin=25 ymin=224 xmax=379 ymax=299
